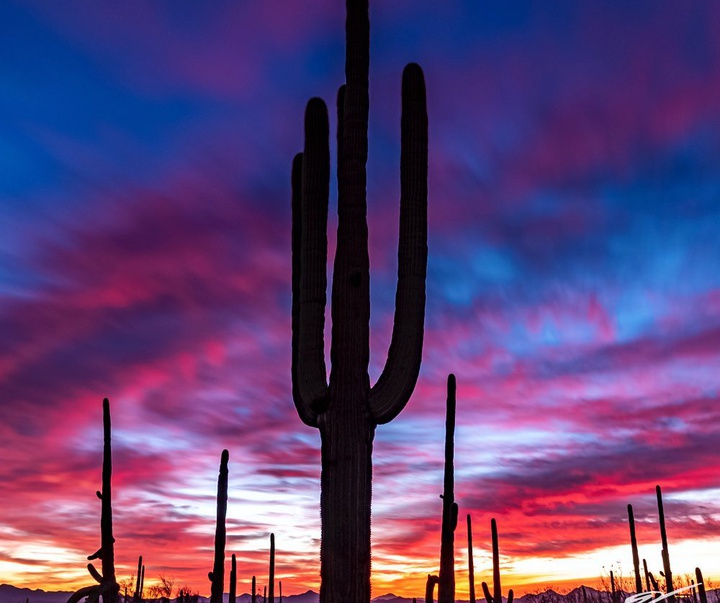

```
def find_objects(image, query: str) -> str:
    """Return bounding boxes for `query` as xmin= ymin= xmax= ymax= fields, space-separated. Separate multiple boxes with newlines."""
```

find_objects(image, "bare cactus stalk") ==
xmin=481 ymin=519 xmax=514 ymax=603
xmin=628 ymin=504 xmax=643 ymax=594
xmin=695 ymin=568 xmax=707 ymax=603
xmin=279 ymin=581 xmax=283 ymax=603
xmin=291 ymin=1 xmax=428 ymax=603
xmin=252 ymin=576 xmax=257 ymax=603
xmin=643 ymin=559 xmax=652 ymax=594
xmin=611 ymin=570 xmax=617 ymax=603
xmin=438 ymin=375 xmax=457 ymax=603
xmin=269 ymin=533 xmax=275 ymax=603
xmin=656 ymin=485 xmax=674 ymax=603
xmin=229 ymin=554 xmax=237 ymax=603
xmin=209 ymin=450 xmax=229 ymax=603
xmin=134 ymin=556 xmax=143 ymax=602
xmin=467 ymin=514 xmax=476 ymax=603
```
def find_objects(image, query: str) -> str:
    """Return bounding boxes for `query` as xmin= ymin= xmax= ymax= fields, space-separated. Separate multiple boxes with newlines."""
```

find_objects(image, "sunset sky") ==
xmin=2 ymin=0 xmax=720 ymax=597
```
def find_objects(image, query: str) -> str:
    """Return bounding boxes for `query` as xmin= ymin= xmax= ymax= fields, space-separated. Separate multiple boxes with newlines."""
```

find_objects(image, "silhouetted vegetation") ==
xmin=290 ymin=0 xmax=427 ymax=601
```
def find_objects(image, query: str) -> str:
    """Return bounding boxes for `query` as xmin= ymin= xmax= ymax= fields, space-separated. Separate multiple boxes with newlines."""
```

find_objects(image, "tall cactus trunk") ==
xmin=438 ymin=375 xmax=457 ymax=603
xmin=467 ymin=514 xmax=476 ymax=603
xmin=656 ymin=485 xmax=674 ymax=603
xmin=99 ymin=398 xmax=118 ymax=603
xmin=209 ymin=450 xmax=229 ymax=603
xmin=252 ymin=576 xmax=257 ymax=603
xmin=269 ymin=533 xmax=275 ymax=603
xmin=628 ymin=504 xmax=643 ymax=594
xmin=291 ymin=1 xmax=428 ymax=603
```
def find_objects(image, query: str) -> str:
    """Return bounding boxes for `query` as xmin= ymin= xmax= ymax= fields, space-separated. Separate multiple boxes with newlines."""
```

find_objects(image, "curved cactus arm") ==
xmin=481 ymin=582 xmax=494 ymax=603
xmin=67 ymin=586 xmax=98 ymax=603
xmin=292 ymin=98 xmax=331 ymax=427
xmin=291 ymin=152 xmax=319 ymax=427
xmin=87 ymin=563 xmax=103 ymax=583
xmin=369 ymin=63 xmax=428 ymax=424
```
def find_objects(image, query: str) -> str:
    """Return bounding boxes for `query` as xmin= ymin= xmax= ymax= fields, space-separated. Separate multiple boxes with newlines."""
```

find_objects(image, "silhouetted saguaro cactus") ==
xmin=426 ymin=575 xmax=440 ymax=603
xmin=656 ymin=485 xmax=674 ymax=603
xmin=643 ymin=559 xmax=652 ymax=593
xmin=252 ymin=576 xmax=257 ymax=603
xmin=230 ymin=554 xmax=237 ymax=603
xmin=279 ymin=581 xmax=283 ymax=603
xmin=610 ymin=571 xmax=617 ymax=603
xmin=695 ymin=568 xmax=707 ymax=603
xmin=438 ymin=375 xmax=457 ymax=603
xmin=133 ymin=556 xmax=143 ymax=602
xmin=209 ymin=450 xmax=229 ymax=603
xmin=269 ymin=533 xmax=275 ymax=603
xmin=263 ymin=585 xmax=267 ymax=603
xmin=481 ymin=519 xmax=514 ymax=603
xmin=628 ymin=504 xmax=643 ymax=594
xmin=291 ymin=1 xmax=427 ymax=602
xmin=67 ymin=398 xmax=120 ymax=603
xmin=467 ymin=514 xmax=476 ymax=603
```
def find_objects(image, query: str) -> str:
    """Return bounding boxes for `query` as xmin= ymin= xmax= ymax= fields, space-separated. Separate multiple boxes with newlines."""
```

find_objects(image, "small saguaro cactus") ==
xmin=252 ymin=576 xmax=257 ymax=603
xmin=656 ymin=485 xmax=674 ymax=602
xmin=610 ymin=571 xmax=617 ymax=603
xmin=695 ymin=568 xmax=707 ymax=603
xmin=133 ymin=556 xmax=143 ymax=602
xmin=290 ymin=1 xmax=428 ymax=602
xmin=438 ymin=375 xmax=458 ymax=603
xmin=229 ymin=554 xmax=237 ymax=603
xmin=628 ymin=504 xmax=643 ymax=594
xmin=426 ymin=575 xmax=440 ymax=603
xmin=268 ymin=533 xmax=275 ymax=603
xmin=209 ymin=450 xmax=229 ymax=603
xmin=66 ymin=398 xmax=120 ymax=603
xmin=467 ymin=514 xmax=476 ymax=603
xmin=481 ymin=519 xmax=514 ymax=603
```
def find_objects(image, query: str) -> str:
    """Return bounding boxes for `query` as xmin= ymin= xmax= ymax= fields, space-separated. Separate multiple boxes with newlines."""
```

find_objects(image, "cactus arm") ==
xmin=292 ymin=98 xmax=332 ymax=426
xmin=481 ymin=582 xmax=494 ymax=603
xmin=66 ymin=586 xmax=98 ymax=603
xmin=291 ymin=152 xmax=319 ymax=428
xmin=426 ymin=575 xmax=439 ymax=603
xmin=369 ymin=63 xmax=428 ymax=424
xmin=467 ymin=514 xmax=477 ymax=603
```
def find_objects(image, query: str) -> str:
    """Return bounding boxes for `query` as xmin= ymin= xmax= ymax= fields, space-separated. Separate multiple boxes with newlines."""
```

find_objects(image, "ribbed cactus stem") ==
xmin=656 ymin=485 xmax=674 ymax=603
xmin=100 ymin=399 xmax=118 ymax=601
xmin=481 ymin=519 xmax=514 ymax=603
xmin=229 ymin=554 xmax=237 ymax=603
xmin=134 ymin=556 xmax=143 ymax=600
xmin=438 ymin=374 xmax=457 ymax=603
xmin=290 ymin=1 xmax=428 ymax=603
xmin=467 ymin=514 xmax=476 ymax=603
xmin=209 ymin=450 xmax=229 ymax=603
xmin=269 ymin=533 xmax=275 ymax=603
xmin=628 ymin=504 xmax=642 ymax=594
xmin=426 ymin=575 xmax=439 ymax=603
